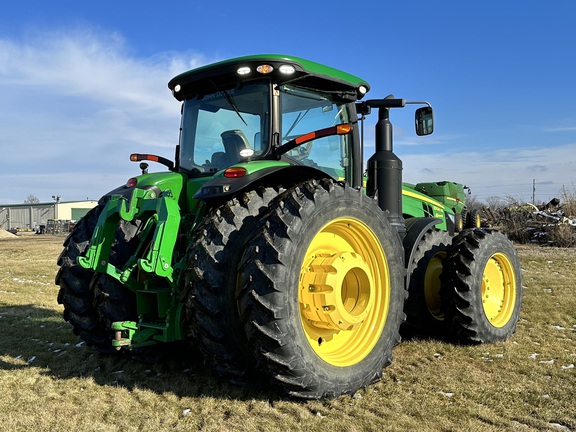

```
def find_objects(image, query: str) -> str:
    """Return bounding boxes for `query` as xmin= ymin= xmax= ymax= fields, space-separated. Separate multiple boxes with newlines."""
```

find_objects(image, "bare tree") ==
xmin=560 ymin=184 xmax=576 ymax=217
xmin=465 ymin=193 xmax=481 ymax=211
xmin=485 ymin=195 xmax=505 ymax=211
xmin=24 ymin=195 xmax=40 ymax=204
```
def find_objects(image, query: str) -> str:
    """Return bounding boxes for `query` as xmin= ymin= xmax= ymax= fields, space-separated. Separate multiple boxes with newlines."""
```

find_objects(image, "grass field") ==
xmin=0 ymin=235 xmax=574 ymax=431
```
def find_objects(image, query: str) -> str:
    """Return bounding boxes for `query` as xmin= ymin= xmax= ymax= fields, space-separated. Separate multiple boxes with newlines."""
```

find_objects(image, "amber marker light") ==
xmin=224 ymin=167 xmax=247 ymax=178
xmin=294 ymin=124 xmax=353 ymax=145
xmin=336 ymin=124 xmax=352 ymax=134
xmin=131 ymin=153 xmax=160 ymax=162
xmin=256 ymin=64 xmax=274 ymax=74
xmin=129 ymin=153 xmax=176 ymax=171
xmin=277 ymin=123 xmax=354 ymax=157
xmin=295 ymin=131 xmax=316 ymax=145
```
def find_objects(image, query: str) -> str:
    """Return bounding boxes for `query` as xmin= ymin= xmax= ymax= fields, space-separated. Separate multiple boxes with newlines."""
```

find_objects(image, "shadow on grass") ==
xmin=0 ymin=304 xmax=282 ymax=401
xmin=398 ymin=321 xmax=457 ymax=346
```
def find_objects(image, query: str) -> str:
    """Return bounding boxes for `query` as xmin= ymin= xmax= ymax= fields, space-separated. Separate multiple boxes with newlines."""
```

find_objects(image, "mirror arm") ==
xmin=406 ymin=101 xmax=432 ymax=108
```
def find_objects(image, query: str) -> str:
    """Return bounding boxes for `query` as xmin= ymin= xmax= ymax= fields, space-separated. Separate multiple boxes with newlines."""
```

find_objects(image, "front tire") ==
xmin=238 ymin=179 xmax=406 ymax=399
xmin=56 ymin=203 xmax=139 ymax=350
xmin=442 ymin=228 xmax=523 ymax=343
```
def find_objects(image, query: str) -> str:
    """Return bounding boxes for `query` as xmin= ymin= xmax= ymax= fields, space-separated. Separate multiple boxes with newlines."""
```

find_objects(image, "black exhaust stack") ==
xmin=365 ymin=96 xmax=406 ymax=238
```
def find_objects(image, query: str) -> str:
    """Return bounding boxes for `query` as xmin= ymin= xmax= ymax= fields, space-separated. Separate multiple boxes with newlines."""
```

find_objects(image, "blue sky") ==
xmin=1 ymin=1 xmax=575 ymax=205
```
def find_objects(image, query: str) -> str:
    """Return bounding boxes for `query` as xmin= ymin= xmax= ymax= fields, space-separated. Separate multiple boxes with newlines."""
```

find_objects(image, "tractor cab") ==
xmin=166 ymin=55 xmax=370 ymax=189
xmin=175 ymin=81 xmax=354 ymax=180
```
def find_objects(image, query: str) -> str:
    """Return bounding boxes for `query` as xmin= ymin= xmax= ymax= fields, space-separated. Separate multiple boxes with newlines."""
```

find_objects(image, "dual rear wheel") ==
xmin=442 ymin=228 xmax=522 ymax=343
xmin=186 ymin=179 xmax=405 ymax=398
xmin=404 ymin=227 xmax=522 ymax=343
xmin=186 ymin=181 xmax=523 ymax=398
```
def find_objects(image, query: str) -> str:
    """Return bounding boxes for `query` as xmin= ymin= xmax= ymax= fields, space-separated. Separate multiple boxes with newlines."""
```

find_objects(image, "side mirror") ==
xmin=415 ymin=106 xmax=434 ymax=136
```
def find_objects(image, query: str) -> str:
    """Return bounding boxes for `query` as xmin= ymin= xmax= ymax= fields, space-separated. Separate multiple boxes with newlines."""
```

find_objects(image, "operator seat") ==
xmin=220 ymin=130 xmax=250 ymax=166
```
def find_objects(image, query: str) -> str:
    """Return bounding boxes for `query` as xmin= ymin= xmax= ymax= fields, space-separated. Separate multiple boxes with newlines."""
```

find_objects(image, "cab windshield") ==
xmin=279 ymin=85 xmax=352 ymax=180
xmin=179 ymin=81 xmax=270 ymax=173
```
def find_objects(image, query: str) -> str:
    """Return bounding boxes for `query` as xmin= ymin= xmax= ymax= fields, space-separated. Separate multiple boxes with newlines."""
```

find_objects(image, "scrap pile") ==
xmin=481 ymin=198 xmax=576 ymax=246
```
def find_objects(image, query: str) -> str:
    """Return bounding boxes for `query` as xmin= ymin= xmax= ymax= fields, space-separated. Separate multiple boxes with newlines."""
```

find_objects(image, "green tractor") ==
xmin=411 ymin=180 xmax=482 ymax=231
xmin=55 ymin=55 xmax=522 ymax=399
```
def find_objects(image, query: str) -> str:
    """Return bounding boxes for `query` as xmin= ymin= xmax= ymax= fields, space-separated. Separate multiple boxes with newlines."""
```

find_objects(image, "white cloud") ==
xmin=361 ymin=112 xmax=576 ymax=203
xmin=544 ymin=126 xmax=576 ymax=132
xmin=401 ymin=142 xmax=576 ymax=202
xmin=0 ymin=28 xmax=207 ymax=203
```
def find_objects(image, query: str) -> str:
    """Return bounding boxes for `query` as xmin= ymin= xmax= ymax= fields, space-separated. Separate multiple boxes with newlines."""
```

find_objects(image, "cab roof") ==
xmin=168 ymin=54 xmax=370 ymax=102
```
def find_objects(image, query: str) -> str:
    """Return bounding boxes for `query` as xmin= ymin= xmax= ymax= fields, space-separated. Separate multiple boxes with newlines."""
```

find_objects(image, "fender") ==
xmin=99 ymin=171 xmax=186 ymax=204
xmin=403 ymin=217 xmax=443 ymax=290
xmin=194 ymin=164 xmax=332 ymax=200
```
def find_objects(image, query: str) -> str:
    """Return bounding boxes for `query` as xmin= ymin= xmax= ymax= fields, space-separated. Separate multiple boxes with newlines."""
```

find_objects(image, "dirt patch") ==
xmin=0 ymin=229 xmax=19 ymax=239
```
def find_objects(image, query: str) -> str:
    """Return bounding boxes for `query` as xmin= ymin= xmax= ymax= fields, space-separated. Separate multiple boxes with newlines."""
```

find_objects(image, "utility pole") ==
xmin=532 ymin=179 xmax=536 ymax=204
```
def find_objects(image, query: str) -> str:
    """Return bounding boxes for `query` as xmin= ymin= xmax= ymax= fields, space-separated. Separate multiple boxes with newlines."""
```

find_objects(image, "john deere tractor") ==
xmin=56 ymin=55 xmax=522 ymax=399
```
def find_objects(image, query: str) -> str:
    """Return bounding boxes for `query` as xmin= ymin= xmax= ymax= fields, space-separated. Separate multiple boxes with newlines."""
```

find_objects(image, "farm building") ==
xmin=0 ymin=200 xmax=97 ymax=232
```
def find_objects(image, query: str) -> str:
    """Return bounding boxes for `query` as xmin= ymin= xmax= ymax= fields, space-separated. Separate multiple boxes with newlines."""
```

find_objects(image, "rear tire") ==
xmin=441 ymin=228 xmax=522 ymax=343
xmin=402 ymin=229 xmax=452 ymax=339
xmin=183 ymin=187 xmax=280 ymax=381
xmin=238 ymin=179 xmax=405 ymax=399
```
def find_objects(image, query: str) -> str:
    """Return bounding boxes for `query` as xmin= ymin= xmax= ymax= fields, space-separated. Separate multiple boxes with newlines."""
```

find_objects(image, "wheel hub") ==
xmin=482 ymin=252 xmax=516 ymax=327
xmin=300 ymin=251 xmax=374 ymax=332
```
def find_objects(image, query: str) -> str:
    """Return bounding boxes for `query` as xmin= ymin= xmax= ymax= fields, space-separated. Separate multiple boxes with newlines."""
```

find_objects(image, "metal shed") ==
xmin=0 ymin=200 xmax=97 ymax=231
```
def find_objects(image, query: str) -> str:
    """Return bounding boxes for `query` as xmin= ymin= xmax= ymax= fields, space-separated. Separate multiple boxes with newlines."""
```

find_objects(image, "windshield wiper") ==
xmin=210 ymin=80 xmax=248 ymax=126
xmin=283 ymin=109 xmax=309 ymax=140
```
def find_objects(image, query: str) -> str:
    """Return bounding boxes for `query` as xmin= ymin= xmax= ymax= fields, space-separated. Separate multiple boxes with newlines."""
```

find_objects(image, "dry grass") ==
xmin=0 ymin=236 xmax=574 ymax=431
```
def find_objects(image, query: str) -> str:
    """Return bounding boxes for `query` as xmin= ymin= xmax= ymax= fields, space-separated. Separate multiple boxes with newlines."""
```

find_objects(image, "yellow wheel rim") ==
xmin=299 ymin=217 xmax=390 ymax=367
xmin=482 ymin=252 xmax=517 ymax=327
xmin=423 ymin=251 xmax=446 ymax=320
